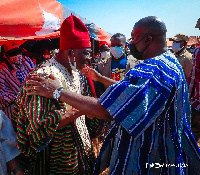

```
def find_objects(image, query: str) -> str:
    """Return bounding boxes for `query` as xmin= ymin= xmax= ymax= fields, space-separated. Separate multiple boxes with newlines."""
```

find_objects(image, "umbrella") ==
xmin=0 ymin=0 xmax=111 ymax=46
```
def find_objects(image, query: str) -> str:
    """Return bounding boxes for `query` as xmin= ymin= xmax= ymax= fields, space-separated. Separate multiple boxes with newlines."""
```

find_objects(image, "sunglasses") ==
xmin=6 ymin=50 xmax=22 ymax=57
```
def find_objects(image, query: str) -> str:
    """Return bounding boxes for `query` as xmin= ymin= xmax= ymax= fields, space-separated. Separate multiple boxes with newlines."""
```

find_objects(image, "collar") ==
xmin=175 ymin=48 xmax=187 ymax=57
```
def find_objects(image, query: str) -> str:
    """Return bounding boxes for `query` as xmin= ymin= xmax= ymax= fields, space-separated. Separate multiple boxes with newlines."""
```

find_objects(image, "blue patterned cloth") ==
xmin=94 ymin=51 xmax=200 ymax=175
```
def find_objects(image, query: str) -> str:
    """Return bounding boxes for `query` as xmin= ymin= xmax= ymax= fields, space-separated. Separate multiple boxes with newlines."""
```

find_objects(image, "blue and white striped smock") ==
xmin=94 ymin=51 xmax=200 ymax=175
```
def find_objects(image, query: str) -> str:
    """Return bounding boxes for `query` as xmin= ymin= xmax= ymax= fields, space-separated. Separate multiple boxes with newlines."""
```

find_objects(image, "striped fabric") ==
xmin=94 ymin=51 xmax=200 ymax=175
xmin=12 ymin=58 xmax=104 ymax=175
xmin=0 ymin=56 xmax=35 ymax=119
xmin=187 ymin=46 xmax=200 ymax=111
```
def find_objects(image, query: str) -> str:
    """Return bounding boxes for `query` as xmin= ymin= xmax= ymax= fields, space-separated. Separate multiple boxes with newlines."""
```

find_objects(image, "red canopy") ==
xmin=187 ymin=36 xmax=200 ymax=46
xmin=0 ymin=0 xmax=111 ymax=46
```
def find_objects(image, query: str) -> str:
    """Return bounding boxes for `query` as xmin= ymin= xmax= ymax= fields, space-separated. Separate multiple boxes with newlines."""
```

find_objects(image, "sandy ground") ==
xmin=92 ymin=137 xmax=109 ymax=175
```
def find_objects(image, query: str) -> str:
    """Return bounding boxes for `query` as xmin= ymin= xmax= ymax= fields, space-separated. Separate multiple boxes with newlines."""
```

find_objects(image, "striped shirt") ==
xmin=0 ymin=56 xmax=35 ymax=119
xmin=187 ymin=46 xmax=200 ymax=111
xmin=12 ymin=58 xmax=104 ymax=175
xmin=94 ymin=51 xmax=200 ymax=175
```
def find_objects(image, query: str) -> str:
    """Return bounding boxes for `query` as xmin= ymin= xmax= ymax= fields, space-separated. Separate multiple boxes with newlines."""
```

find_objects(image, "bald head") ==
xmin=134 ymin=16 xmax=167 ymax=36
xmin=130 ymin=16 xmax=167 ymax=60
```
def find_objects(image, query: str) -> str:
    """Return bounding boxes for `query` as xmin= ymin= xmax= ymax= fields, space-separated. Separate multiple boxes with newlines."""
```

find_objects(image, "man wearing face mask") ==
xmin=23 ymin=16 xmax=200 ymax=174
xmin=110 ymin=33 xmax=127 ymax=81
xmin=170 ymin=33 xmax=193 ymax=79
xmin=97 ymin=33 xmax=127 ymax=81
xmin=11 ymin=15 xmax=104 ymax=175
xmin=94 ymin=33 xmax=128 ymax=98
xmin=0 ymin=42 xmax=35 ymax=120
xmin=95 ymin=41 xmax=111 ymax=97
xmin=98 ymin=41 xmax=110 ymax=65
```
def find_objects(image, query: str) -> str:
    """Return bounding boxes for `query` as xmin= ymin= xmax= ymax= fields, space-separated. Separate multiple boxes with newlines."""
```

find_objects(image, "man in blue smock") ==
xmin=24 ymin=16 xmax=200 ymax=175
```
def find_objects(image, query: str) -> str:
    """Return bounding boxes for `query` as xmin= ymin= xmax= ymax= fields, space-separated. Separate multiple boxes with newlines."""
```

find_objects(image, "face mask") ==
xmin=110 ymin=46 xmax=124 ymax=59
xmin=129 ymin=35 xmax=149 ymax=60
xmin=130 ymin=43 xmax=144 ymax=60
xmin=100 ymin=51 xmax=110 ymax=59
xmin=190 ymin=49 xmax=195 ymax=53
xmin=172 ymin=42 xmax=183 ymax=52
xmin=68 ymin=50 xmax=77 ymax=72
xmin=9 ymin=54 xmax=22 ymax=65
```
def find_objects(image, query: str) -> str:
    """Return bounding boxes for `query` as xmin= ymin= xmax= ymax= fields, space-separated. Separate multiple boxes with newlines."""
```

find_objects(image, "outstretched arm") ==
xmin=81 ymin=67 xmax=117 ymax=88
xmin=25 ymin=75 xmax=113 ymax=121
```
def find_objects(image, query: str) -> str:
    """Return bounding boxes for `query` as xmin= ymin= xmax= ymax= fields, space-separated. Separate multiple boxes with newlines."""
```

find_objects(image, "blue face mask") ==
xmin=190 ymin=49 xmax=195 ymax=53
xmin=110 ymin=46 xmax=124 ymax=59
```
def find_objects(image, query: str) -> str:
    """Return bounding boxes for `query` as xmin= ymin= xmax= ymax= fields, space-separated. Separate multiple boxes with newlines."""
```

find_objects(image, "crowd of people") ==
xmin=0 ymin=14 xmax=200 ymax=175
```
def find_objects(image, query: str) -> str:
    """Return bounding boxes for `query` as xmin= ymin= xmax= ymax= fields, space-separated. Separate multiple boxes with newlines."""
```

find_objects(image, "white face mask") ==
xmin=68 ymin=50 xmax=77 ymax=72
xmin=9 ymin=54 xmax=22 ymax=65
xmin=172 ymin=42 xmax=183 ymax=52
xmin=110 ymin=46 xmax=124 ymax=59
xmin=100 ymin=51 xmax=110 ymax=59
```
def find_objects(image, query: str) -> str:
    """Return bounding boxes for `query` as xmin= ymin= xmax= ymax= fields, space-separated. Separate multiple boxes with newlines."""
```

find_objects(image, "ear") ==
xmin=146 ymin=34 xmax=152 ymax=43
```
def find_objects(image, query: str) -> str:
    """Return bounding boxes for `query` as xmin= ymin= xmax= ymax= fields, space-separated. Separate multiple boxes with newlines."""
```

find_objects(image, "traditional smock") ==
xmin=188 ymin=46 xmax=200 ymax=111
xmin=12 ymin=58 xmax=104 ymax=175
xmin=0 ymin=57 xmax=35 ymax=119
xmin=94 ymin=51 xmax=200 ymax=175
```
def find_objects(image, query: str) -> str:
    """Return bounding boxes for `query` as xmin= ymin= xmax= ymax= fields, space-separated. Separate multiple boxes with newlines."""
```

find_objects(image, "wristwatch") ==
xmin=53 ymin=87 xmax=64 ymax=100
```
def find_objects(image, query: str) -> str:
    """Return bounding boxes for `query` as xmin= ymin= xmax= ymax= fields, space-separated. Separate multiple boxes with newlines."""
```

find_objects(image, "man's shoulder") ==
xmin=183 ymin=49 xmax=193 ymax=59
xmin=193 ymin=46 xmax=200 ymax=59
xmin=127 ymin=54 xmax=143 ymax=64
xmin=146 ymin=51 xmax=181 ymax=73
xmin=0 ymin=61 xmax=12 ymax=73
xmin=0 ymin=61 xmax=8 ymax=68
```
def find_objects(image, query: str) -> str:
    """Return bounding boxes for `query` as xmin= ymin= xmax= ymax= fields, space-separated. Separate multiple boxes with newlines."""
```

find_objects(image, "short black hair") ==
xmin=111 ymin=33 xmax=126 ymax=43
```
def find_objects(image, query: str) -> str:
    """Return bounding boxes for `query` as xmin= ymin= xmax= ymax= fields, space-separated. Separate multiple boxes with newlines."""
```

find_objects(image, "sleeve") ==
xmin=99 ymin=74 xmax=171 ymax=139
xmin=187 ymin=48 xmax=200 ymax=96
xmin=183 ymin=54 xmax=193 ymax=79
xmin=13 ymin=75 xmax=67 ymax=155
xmin=0 ymin=68 xmax=17 ymax=108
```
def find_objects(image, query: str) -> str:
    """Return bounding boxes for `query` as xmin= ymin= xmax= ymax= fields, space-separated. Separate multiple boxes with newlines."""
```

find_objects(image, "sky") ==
xmin=57 ymin=0 xmax=200 ymax=40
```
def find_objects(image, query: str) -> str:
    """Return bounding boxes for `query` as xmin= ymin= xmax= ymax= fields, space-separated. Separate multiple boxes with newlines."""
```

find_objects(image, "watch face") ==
xmin=53 ymin=87 xmax=63 ymax=100
xmin=53 ymin=90 xmax=59 ymax=99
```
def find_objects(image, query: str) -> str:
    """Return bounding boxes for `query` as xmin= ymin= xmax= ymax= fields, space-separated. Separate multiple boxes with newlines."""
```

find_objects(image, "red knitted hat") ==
xmin=4 ymin=41 xmax=22 ymax=53
xmin=60 ymin=15 xmax=91 ymax=50
xmin=99 ymin=41 xmax=109 ymax=47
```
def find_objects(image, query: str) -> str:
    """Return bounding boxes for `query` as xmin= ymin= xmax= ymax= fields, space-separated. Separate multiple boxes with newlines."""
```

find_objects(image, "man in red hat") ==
xmin=0 ymin=41 xmax=35 ymax=120
xmin=12 ymin=15 xmax=104 ymax=175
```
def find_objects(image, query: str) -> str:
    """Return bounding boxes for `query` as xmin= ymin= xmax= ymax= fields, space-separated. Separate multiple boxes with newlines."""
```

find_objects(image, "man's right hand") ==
xmin=58 ymin=108 xmax=82 ymax=129
xmin=80 ymin=67 xmax=102 ymax=82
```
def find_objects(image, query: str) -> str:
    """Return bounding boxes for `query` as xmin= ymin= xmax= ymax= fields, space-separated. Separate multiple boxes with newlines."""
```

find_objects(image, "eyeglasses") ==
xmin=6 ymin=50 xmax=22 ymax=57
